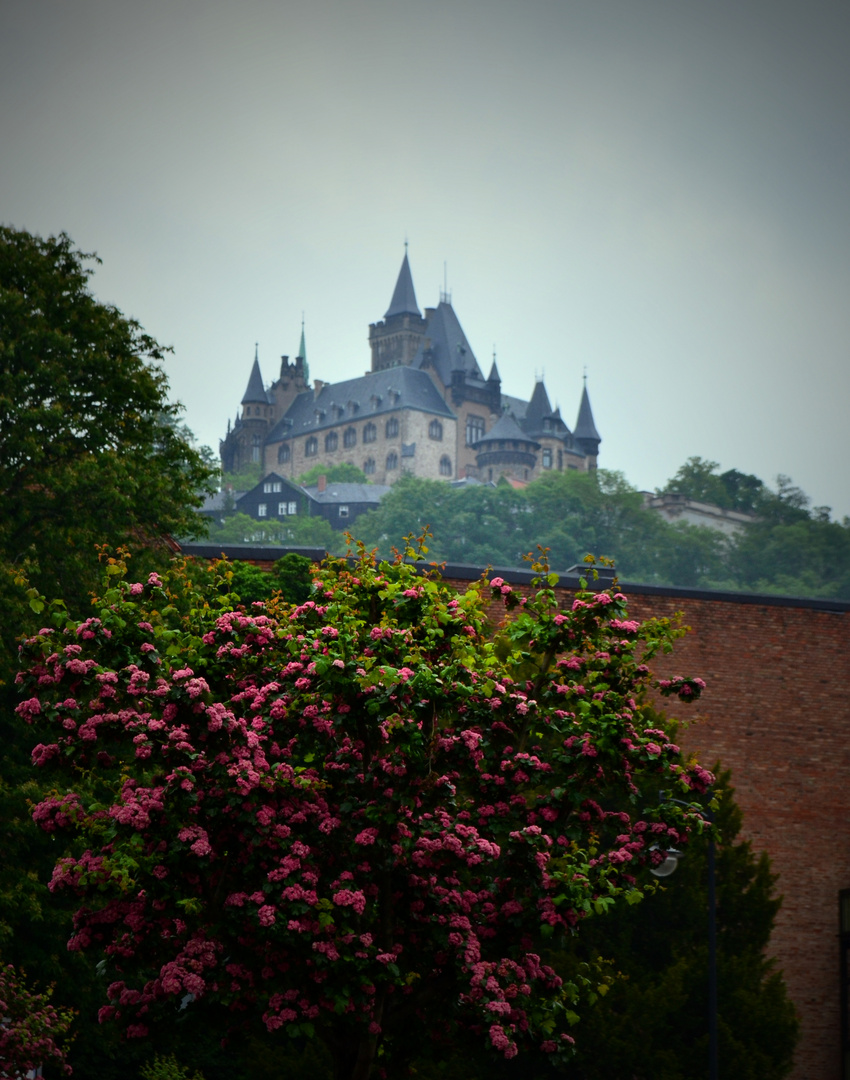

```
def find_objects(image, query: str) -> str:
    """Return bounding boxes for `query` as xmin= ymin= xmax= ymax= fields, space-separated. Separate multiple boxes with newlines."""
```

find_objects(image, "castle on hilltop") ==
xmin=219 ymin=251 xmax=600 ymax=486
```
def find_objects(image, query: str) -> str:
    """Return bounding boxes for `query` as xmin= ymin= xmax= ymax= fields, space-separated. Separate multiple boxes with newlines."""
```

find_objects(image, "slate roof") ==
xmin=303 ymin=483 xmax=391 ymax=506
xmin=472 ymin=412 xmax=540 ymax=449
xmin=242 ymin=355 xmax=272 ymax=405
xmin=412 ymin=300 xmax=485 ymax=385
xmin=505 ymin=380 xmax=571 ymax=443
xmin=574 ymin=385 xmax=601 ymax=444
xmin=266 ymin=366 xmax=454 ymax=443
xmin=384 ymin=252 xmax=420 ymax=318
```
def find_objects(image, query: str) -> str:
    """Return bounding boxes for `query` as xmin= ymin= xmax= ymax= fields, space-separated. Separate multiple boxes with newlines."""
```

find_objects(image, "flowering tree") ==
xmin=17 ymin=547 xmax=711 ymax=1080
xmin=0 ymin=963 xmax=73 ymax=1078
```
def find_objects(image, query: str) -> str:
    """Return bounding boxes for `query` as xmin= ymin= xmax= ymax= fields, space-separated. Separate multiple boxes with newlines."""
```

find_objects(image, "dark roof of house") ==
xmin=574 ymin=384 xmax=601 ymax=444
xmin=412 ymin=300 xmax=485 ymax=385
xmin=242 ymin=354 xmax=272 ymax=405
xmin=199 ymin=490 xmax=246 ymax=515
xmin=303 ymin=483 xmax=391 ymax=505
xmin=266 ymin=366 xmax=454 ymax=443
xmin=384 ymin=252 xmax=420 ymax=319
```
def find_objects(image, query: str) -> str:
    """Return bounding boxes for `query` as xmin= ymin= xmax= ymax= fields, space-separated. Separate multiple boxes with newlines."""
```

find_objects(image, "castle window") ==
xmin=278 ymin=443 xmax=290 ymax=464
xmin=386 ymin=451 xmax=398 ymax=471
xmin=363 ymin=422 xmax=377 ymax=444
xmin=325 ymin=431 xmax=339 ymax=452
xmin=439 ymin=455 xmax=452 ymax=477
xmin=557 ymin=449 xmax=563 ymax=470
xmin=385 ymin=417 xmax=399 ymax=438
xmin=258 ymin=503 xmax=267 ymax=517
xmin=429 ymin=419 xmax=443 ymax=441
xmin=364 ymin=458 xmax=376 ymax=476
xmin=542 ymin=448 xmax=553 ymax=469
xmin=466 ymin=414 xmax=485 ymax=446
xmin=305 ymin=436 xmax=318 ymax=457
xmin=344 ymin=427 xmax=357 ymax=448
xmin=252 ymin=435 xmax=261 ymax=463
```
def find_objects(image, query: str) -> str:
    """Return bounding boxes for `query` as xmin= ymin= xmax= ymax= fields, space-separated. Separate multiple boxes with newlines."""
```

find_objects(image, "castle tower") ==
xmin=369 ymin=248 xmax=427 ymax=372
xmin=573 ymin=380 xmax=601 ymax=467
xmin=473 ymin=412 xmax=541 ymax=484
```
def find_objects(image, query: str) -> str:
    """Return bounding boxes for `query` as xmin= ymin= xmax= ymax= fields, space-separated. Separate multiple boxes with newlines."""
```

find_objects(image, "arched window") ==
xmin=277 ymin=443 xmax=290 ymax=464
xmin=386 ymin=451 xmax=398 ymax=471
xmin=465 ymin=414 xmax=485 ymax=446
xmin=305 ymin=436 xmax=318 ymax=457
xmin=363 ymin=458 xmax=376 ymax=476
xmin=428 ymin=419 xmax=443 ymax=441
xmin=344 ymin=427 xmax=357 ymax=448
xmin=325 ymin=431 xmax=339 ymax=452
xmin=363 ymin=422 xmax=377 ymax=444
xmin=385 ymin=417 xmax=399 ymax=438
xmin=439 ymin=455 xmax=452 ymax=477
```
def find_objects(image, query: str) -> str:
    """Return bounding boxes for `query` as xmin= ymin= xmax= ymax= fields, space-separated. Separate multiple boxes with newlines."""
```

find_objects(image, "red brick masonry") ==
xmin=182 ymin=544 xmax=850 ymax=1079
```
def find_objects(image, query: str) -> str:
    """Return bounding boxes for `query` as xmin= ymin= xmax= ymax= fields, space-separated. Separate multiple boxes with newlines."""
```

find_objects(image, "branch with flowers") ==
xmin=16 ymin=545 xmax=712 ymax=1080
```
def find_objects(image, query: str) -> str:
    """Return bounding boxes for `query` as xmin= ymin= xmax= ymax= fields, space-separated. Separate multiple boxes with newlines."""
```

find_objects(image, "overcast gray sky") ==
xmin=3 ymin=0 xmax=849 ymax=516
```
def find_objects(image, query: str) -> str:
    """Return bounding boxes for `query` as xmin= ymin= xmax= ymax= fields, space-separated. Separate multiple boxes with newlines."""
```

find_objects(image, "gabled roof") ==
xmin=574 ymin=384 xmax=601 ymax=444
xmin=242 ymin=351 xmax=271 ymax=406
xmin=384 ymin=252 xmax=420 ymax=319
xmin=266 ymin=365 xmax=454 ymax=443
xmin=412 ymin=300 xmax=484 ymax=385
xmin=302 ymin=483 xmax=391 ymax=506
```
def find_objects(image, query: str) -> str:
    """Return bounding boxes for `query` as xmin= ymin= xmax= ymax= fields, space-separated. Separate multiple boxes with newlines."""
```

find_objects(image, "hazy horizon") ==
xmin=3 ymin=0 xmax=849 ymax=516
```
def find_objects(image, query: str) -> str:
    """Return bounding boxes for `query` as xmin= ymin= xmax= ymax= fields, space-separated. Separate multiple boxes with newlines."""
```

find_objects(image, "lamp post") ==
xmin=651 ymin=800 xmax=718 ymax=1080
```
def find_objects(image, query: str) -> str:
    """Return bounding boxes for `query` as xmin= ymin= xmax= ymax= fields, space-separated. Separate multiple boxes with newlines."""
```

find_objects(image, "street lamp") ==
xmin=650 ymin=801 xmax=718 ymax=1080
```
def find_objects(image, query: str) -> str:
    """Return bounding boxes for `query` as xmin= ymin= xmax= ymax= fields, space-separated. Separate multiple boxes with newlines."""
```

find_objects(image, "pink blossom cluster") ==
xmin=17 ymin=548 xmax=712 ymax=1071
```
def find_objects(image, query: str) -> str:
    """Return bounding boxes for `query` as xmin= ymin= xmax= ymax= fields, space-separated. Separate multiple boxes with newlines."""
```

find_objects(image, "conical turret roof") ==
xmin=298 ymin=318 xmax=310 ymax=385
xmin=385 ymin=251 xmax=420 ymax=319
xmin=241 ymin=347 xmax=270 ymax=405
xmin=473 ymin=412 xmax=540 ymax=449
xmin=574 ymin=384 xmax=601 ymax=444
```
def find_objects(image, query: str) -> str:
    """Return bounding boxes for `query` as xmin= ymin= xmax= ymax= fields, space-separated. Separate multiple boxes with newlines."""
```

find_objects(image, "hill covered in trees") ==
xmin=351 ymin=459 xmax=850 ymax=600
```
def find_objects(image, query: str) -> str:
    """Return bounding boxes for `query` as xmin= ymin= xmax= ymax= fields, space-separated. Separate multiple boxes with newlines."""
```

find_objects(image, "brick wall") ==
xmin=181 ymin=542 xmax=850 ymax=1079
xmin=448 ymin=570 xmax=850 ymax=1080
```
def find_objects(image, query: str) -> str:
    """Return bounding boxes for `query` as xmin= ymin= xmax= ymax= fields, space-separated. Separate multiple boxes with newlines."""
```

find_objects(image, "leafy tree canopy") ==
xmin=18 ymin=547 xmax=712 ymax=1080
xmin=297 ymin=463 xmax=370 ymax=486
xmin=0 ymin=226 xmax=217 ymax=625
xmin=204 ymin=511 xmax=339 ymax=550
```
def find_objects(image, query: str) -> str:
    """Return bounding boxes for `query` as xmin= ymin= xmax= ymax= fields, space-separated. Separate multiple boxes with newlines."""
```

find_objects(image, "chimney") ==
xmin=314 ymin=379 xmax=324 ymax=399
xmin=318 ymin=474 xmax=327 ymax=493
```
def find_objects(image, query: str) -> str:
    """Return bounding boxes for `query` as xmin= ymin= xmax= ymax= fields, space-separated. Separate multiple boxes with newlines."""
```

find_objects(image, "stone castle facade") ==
xmin=220 ymin=252 xmax=601 ymax=486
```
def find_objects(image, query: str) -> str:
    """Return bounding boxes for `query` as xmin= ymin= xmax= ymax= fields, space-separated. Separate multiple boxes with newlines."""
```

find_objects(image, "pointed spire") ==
xmin=241 ymin=345 xmax=268 ymax=405
xmin=574 ymin=382 xmax=601 ymax=453
xmin=385 ymin=249 xmax=420 ymax=319
xmin=298 ymin=313 xmax=310 ymax=385
xmin=488 ymin=348 xmax=501 ymax=383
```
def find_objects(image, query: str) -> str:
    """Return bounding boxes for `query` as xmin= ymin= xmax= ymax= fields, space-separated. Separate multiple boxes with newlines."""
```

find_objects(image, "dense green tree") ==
xmin=0 ymin=226 xmax=217 ymax=625
xmin=659 ymin=458 xmax=766 ymax=514
xmin=566 ymin=769 xmax=798 ymax=1080
xmin=204 ymin=511 xmax=339 ymax=550
xmin=297 ymin=463 xmax=370 ymax=486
